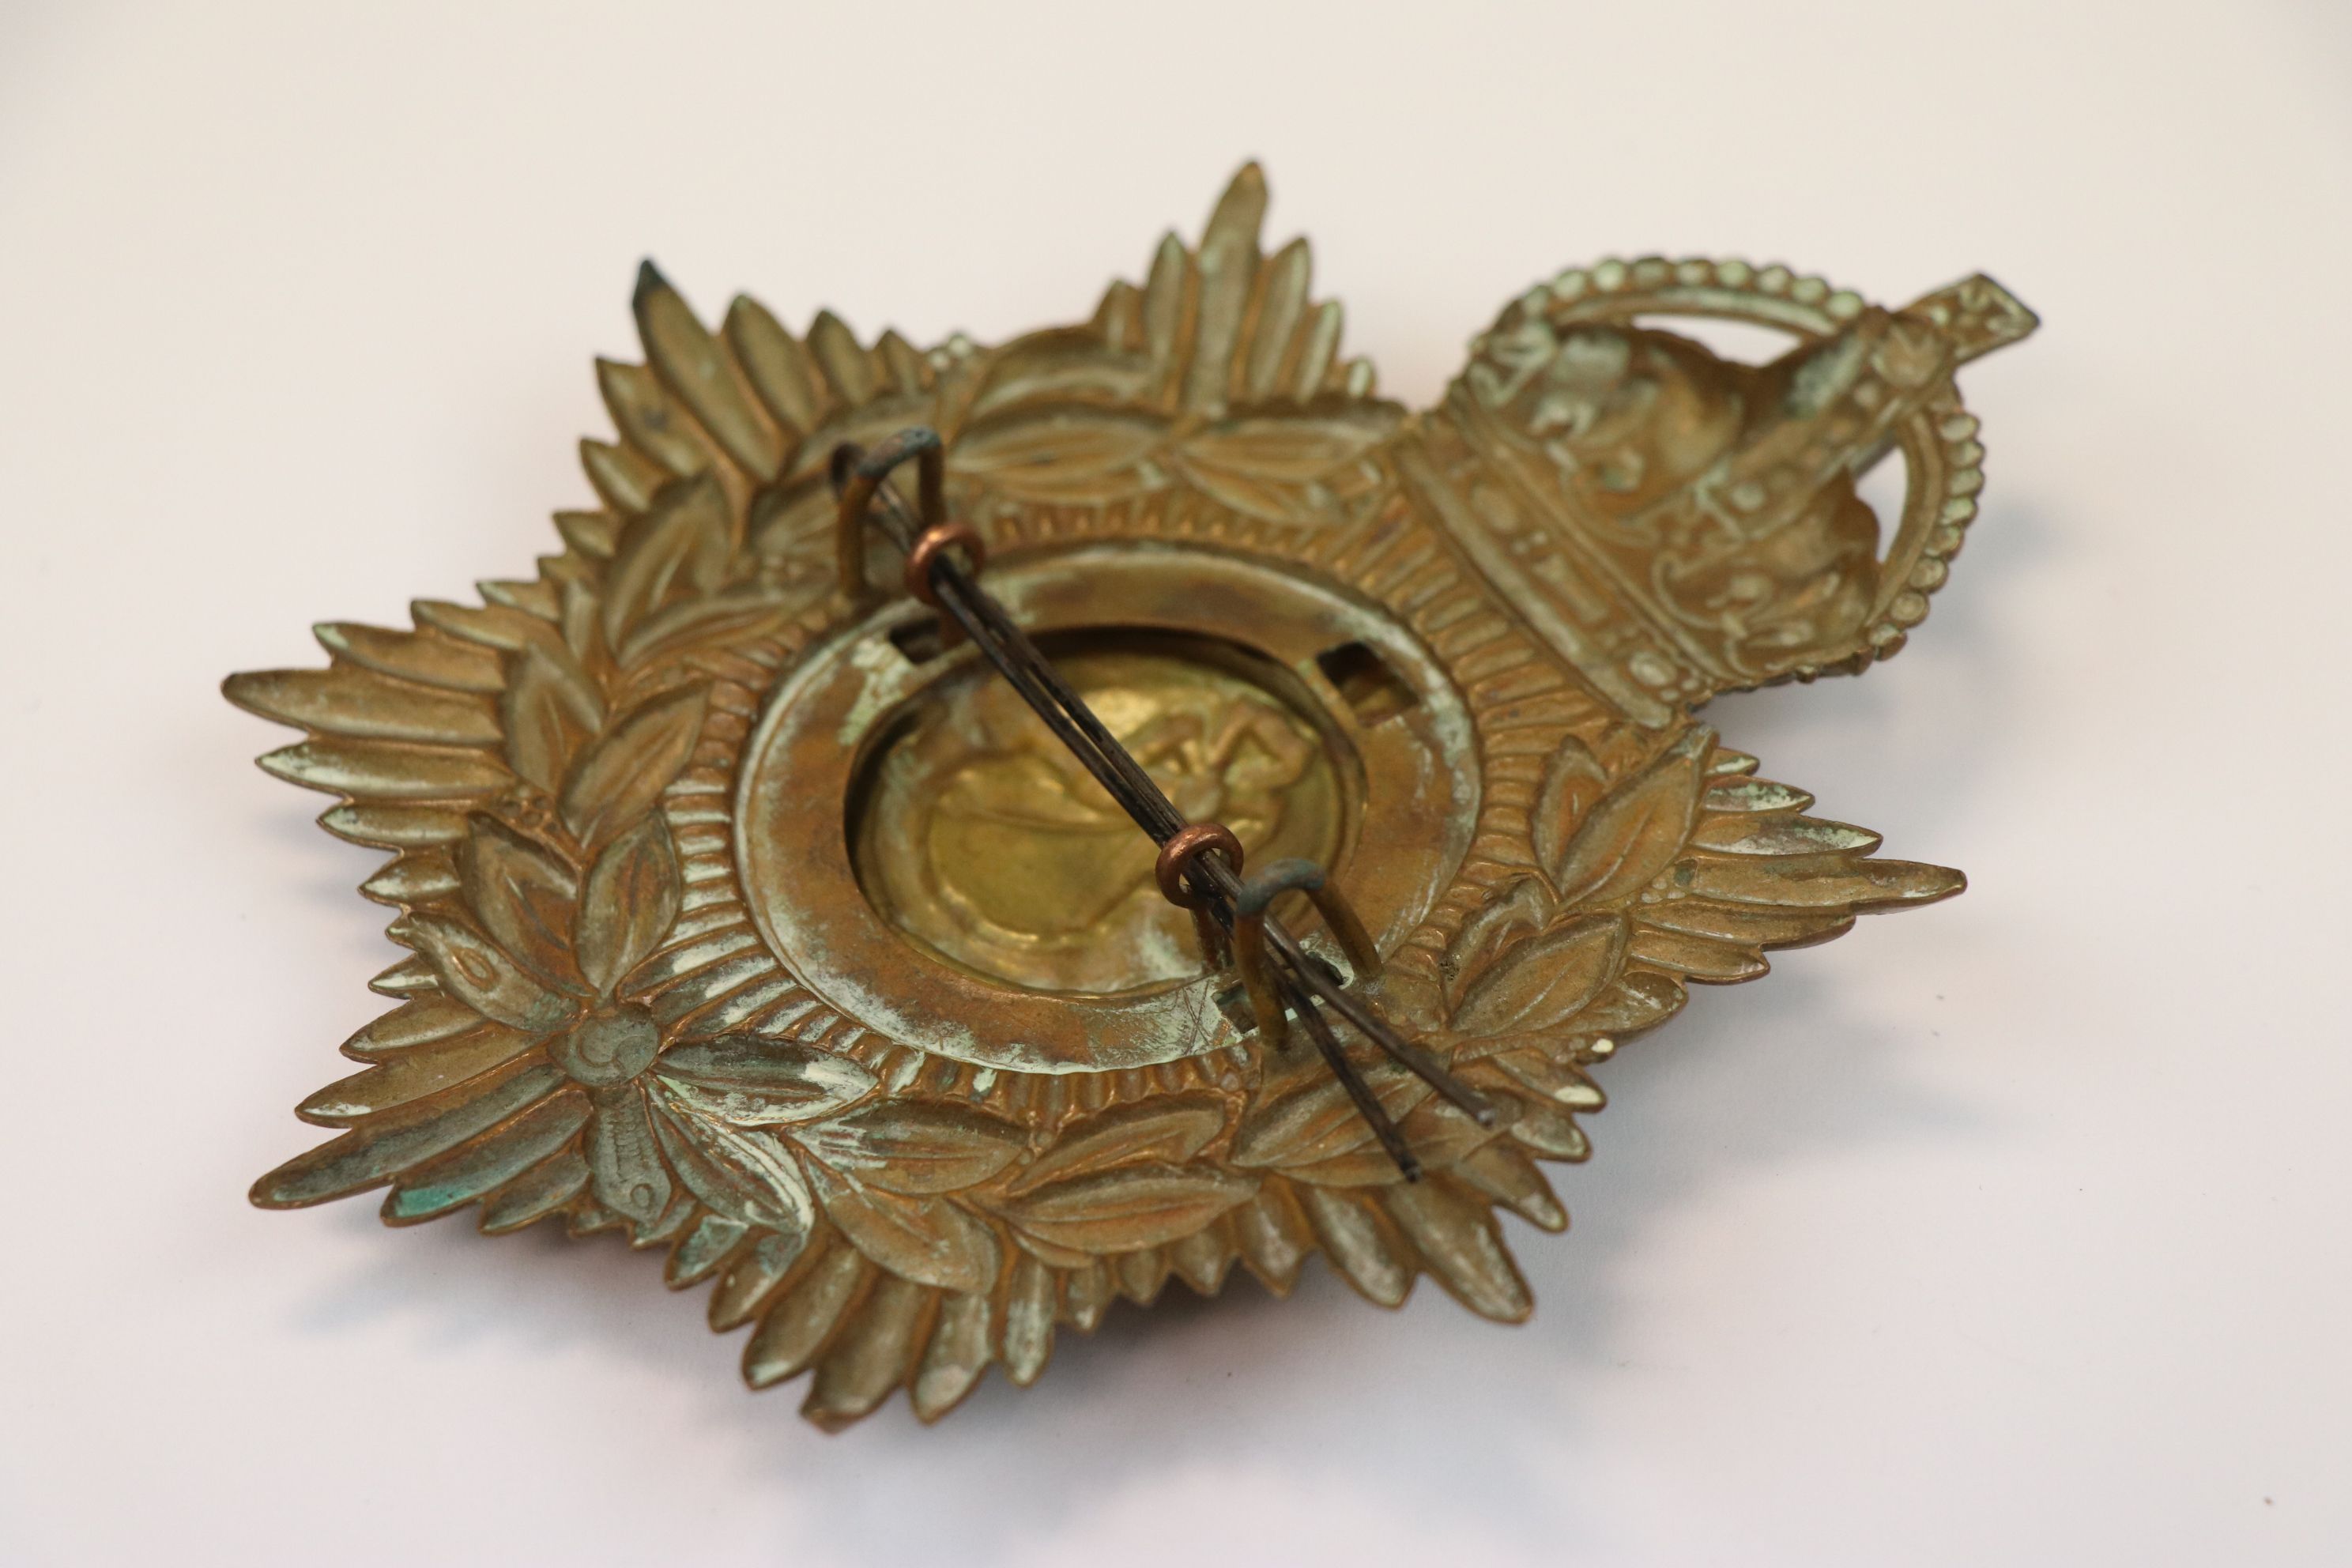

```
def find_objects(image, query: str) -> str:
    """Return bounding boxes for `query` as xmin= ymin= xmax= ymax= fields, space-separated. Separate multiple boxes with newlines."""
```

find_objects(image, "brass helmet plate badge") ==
xmin=230 ymin=165 xmax=2033 ymax=1429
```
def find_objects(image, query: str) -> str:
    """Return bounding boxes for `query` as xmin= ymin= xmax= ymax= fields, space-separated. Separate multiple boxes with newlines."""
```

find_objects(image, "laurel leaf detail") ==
xmin=1180 ymin=398 xmax=1400 ymax=481
xmin=458 ymin=816 xmax=579 ymax=989
xmin=1639 ymin=899 xmax=1856 ymax=948
xmin=1167 ymin=455 xmax=1322 ymax=524
xmin=815 ymin=1180 xmax=1001 ymax=1296
xmin=603 ymin=476 xmax=730 ymax=648
xmin=615 ymin=587 xmax=787 ymax=670
xmin=1231 ymin=1062 xmax=1427 ymax=1171
xmin=1452 ymin=912 xmax=1626 ymax=1038
xmin=795 ymin=1102 xmax=1027 ymax=1196
xmin=1003 ymin=1095 xmax=1224 ymax=1194
xmin=1703 ymin=778 xmax=1815 ymax=813
xmin=500 ymin=645 xmax=603 ymax=793
xmin=1532 ymin=737 xmax=1610 ymax=877
xmin=1286 ymin=1096 xmax=1501 ymax=1188
xmin=322 ymin=803 xmax=472 ymax=849
xmin=1010 ymin=1230 xmax=1095 ymax=1271
xmin=581 ymin=437 xmax=664 ymax=514
xmin=1480 ymin=1047 xmax=1607 ymax=1110
xmin=1509 ymin=1099 xmax=1592 ymax=1161
xmin=995 ymin=1164 xmax=1257 ymax=1253
xmin=405 ymin=913 xmax=572 ymax=1032
xmin=576 ymin=811 xmax=681 ymax=994
xmin=655 ymin=1037 xmax=877 ymax=1127
xmin=1182 ymin=395 xmax=1402 ymax=518
xmin=1571 ymin=970 xmax=1690 ymax=1038
xmin=1442 ymin=873 xmax=1551 ymax=1004
xmin=411 ymin=598 xmax=565 ymax=658
xmin=649 ymin=1091 xmax=814 ymax=1235
xmin=968 ymin=326 xmax=1153 ymax=416
xmin=1552 ymin=726 xmax=1712 ymax=907
xmin=338 ymin=994 xmax=480 ymax=1057
xmin=560 ymin=682 xmax=707 ymax=846
xmin=953 ymin=404 xmax=1166 ymax=496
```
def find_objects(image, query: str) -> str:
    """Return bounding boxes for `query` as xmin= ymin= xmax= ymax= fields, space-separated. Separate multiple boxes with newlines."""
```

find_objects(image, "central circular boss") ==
xmin=736 ymin=544 xmax=1480 ymax=1075
xmin=856 ymin=631 xmax=1344 ymax=996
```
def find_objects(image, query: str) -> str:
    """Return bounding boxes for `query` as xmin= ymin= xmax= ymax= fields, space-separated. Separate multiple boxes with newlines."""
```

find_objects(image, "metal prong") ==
xmin=1289 ymin=978 xmax=1418 ymax=1182
xmin=831 ymin=430 xmax=944 ymax=598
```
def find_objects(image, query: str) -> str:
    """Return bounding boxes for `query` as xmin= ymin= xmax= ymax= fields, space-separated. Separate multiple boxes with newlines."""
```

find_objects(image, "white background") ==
xmin=4 ymin=2 xmax=2348 ymax=1563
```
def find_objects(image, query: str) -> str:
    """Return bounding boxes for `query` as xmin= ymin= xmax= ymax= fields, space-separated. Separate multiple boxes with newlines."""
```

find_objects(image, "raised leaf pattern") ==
xmin=650 ymin=1088 xmax=814 ymax=1235
xmin=1551 ymin=726 xmax=1712 ymax=908
xmin=994 ymin=1164 xmax=1257 ymax=1253
xmin=794 ymin=1102 xmax=1027 ymax=1196
xmin=655 ymin=1037 xmax=878 ymax=1126
xmin=810 ymin=1166 xmax=1001 ymax=1295
xmin=576 ymin=811 xmax=680 ymax=993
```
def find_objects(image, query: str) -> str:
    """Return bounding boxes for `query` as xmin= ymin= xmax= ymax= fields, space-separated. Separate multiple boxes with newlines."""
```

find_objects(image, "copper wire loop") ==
xmin=1154 ymin=822 xmax=1243 ymax=909
xmin=903 ymin=522 xmax=984 ymax=607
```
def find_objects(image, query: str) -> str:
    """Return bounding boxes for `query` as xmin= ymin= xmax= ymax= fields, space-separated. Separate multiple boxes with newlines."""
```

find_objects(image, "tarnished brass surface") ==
xmin=854 ymin=635 xmax=1345 ymax=996
xmin=229 ymin=164 xmax=2033 ymax=1429
xmin=737 ymin=544 xmax=1477 ymax=1079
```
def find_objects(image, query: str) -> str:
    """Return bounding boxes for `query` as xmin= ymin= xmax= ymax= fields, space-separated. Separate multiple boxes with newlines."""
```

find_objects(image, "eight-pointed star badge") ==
xmin=229 ymin=164 xmax=2034 ymax=1429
